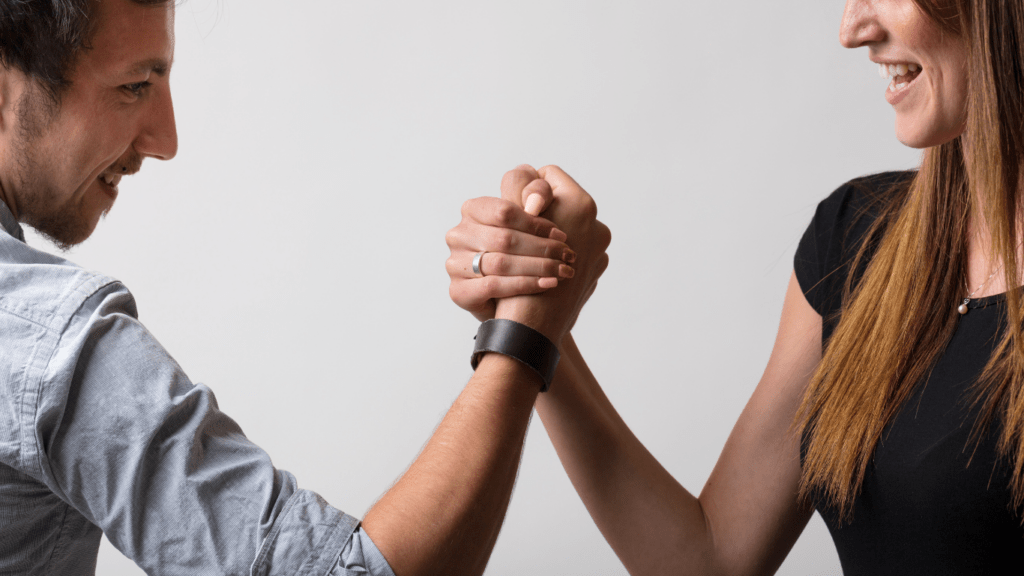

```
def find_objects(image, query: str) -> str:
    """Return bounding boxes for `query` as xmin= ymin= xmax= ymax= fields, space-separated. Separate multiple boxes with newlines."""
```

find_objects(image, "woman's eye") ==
xmin=123 ymin=81 xmax=151 ymax=97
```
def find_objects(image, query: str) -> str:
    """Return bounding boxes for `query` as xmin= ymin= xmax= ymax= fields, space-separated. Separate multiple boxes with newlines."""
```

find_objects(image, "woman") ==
xmin=445 ymin=0 xmax=1024 ymax=573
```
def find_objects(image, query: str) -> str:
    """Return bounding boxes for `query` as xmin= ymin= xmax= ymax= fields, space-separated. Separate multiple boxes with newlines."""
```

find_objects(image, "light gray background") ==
xmin=28 ymin=0 xmax=921 ymax=574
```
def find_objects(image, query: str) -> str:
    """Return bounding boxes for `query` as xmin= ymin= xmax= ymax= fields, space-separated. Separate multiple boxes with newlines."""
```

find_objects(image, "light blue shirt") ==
xmin=0 ymin=199 xmax=395 ymax=576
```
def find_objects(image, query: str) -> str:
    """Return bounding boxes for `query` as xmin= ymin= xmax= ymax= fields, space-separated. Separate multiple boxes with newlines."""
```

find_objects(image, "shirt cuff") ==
xmin=332 ymin=526 xmax=397 ymax=576
xmin=251 ymin=489 xmax=362 ymax=576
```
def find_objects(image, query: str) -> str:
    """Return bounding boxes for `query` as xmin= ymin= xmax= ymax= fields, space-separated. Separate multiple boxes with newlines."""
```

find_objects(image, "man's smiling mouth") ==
xmin=100 ymin=172 xmax=122 ymax=187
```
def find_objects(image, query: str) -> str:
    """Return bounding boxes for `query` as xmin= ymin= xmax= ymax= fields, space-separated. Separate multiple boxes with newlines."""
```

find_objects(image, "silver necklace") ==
xmin=958 ymin=264 xmax=1003 ymax=315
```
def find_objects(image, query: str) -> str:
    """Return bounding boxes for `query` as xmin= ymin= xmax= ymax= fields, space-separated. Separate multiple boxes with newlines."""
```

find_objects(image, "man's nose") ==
xmin=840 ymin=0 xmax=884 ymax=49
xmin=135 ymin=84 xmax=178 ymax=161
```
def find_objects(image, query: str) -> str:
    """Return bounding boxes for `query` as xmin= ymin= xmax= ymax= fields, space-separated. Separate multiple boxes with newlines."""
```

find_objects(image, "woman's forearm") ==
xmin=537 ymin=275 xmax=822 ymax=576
xmin=535 ymin=335 xmax=715 ymax=575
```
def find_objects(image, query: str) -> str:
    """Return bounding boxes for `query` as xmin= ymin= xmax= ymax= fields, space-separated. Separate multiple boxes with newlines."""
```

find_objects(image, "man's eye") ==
xmin=123 ymin=81 xmax=151 ymax=96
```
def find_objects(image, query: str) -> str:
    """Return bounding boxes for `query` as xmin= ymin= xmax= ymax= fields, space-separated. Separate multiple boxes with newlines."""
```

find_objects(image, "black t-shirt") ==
xmin=794 ymin=171 xmax=1024 ymax=574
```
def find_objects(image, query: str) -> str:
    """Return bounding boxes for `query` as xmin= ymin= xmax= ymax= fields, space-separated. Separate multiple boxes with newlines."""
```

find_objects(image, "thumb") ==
xmin=521 ymin=177 xmax=554 ymax=216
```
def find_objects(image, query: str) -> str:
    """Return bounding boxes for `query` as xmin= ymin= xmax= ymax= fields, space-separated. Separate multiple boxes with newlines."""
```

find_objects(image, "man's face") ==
xmin=1 ymin=0 xmax=177 ymax=249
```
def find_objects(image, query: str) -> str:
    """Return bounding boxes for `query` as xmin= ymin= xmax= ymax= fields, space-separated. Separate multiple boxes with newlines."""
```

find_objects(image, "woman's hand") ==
xmin=446 ymin=165 xmax=578 ymax=322
xmin=493 ymin=165 xmax=611 ymax=345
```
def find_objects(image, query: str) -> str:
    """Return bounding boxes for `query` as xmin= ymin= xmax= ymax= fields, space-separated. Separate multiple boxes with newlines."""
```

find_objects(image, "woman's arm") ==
xmin=535 ymin=272 xmax=820 ymax=575
xmin=446 ymin=166 xmax=822 ymax=574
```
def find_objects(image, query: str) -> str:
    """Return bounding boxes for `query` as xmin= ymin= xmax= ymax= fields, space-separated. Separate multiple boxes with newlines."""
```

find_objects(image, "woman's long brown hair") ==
xmin=798 ymin=0 xmax=1024 ymax=520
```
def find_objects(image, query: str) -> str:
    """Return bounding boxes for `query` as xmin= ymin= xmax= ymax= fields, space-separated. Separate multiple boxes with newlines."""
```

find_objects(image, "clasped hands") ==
xmin=446 ymin=164 xmax=611 ymax=346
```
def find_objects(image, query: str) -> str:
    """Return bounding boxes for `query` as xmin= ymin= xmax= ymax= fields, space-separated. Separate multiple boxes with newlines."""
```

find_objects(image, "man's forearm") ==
xmin=361 ymin=353 xmax=540 ymax=576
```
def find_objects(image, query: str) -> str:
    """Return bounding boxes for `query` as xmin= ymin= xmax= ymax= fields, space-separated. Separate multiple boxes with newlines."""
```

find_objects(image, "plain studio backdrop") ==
xmin=27 ymin=0 xmax=921 ymax=574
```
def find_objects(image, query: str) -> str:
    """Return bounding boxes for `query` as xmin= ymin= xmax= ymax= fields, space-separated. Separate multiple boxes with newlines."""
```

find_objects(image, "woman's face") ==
xmin=841 ymin=0 xmax=968 ymax=148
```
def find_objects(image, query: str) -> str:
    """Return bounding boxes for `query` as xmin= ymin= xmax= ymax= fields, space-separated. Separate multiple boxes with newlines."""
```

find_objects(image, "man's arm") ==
xmin=0 ymin=169 xmax=603 ymax=576
xmin=361 ymin=354 xmax=540 ymax=576
xmin=361 ymin=165 xmax=611 ymax=576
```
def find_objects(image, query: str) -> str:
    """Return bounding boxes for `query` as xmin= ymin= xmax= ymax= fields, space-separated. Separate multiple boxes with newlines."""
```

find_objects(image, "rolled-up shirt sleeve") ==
xmin=330 ymin=527 xmax=395 ymax=576
xmin=21 ymin=278 xmax=394 ymax=575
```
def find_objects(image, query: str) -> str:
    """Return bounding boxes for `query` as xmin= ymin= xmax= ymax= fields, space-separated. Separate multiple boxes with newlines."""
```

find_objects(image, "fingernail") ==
xmin=538 ymin=277 xmax=558 ymax=289
xmin=524 ymin=194 xmax=544 ymax=216
xmin=563 ymin=249 xmax=576 ymax=263
xmin=549 ymin=228 xmax=568 ymax=242
xmin=559 ymin=264 xmax=574 ymax=278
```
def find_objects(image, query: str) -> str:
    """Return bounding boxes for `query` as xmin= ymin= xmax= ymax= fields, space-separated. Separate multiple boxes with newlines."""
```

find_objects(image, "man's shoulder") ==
xmin=0 ymin=233 xmax=132 ymax=334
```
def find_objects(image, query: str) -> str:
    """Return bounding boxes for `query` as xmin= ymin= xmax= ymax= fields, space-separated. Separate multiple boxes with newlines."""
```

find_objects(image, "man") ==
xmin=0 ymin=0 xmax=609 ymax=574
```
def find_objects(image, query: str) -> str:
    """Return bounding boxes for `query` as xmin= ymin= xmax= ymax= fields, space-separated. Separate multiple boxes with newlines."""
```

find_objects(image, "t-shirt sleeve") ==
xmin=793 ymin=171 xmax=914 ymax=337
xmin=794 ymin=200 xmax=830 ymax=316
xmin=27 ymin=280 xmax=395 ymax=575
xmin=794 ymin=182 xmax=857 ymax=319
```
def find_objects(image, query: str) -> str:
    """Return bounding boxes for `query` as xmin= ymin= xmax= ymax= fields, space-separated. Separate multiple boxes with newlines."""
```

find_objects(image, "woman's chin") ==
xmin=894 ymin=117 xmax=965 ymax=149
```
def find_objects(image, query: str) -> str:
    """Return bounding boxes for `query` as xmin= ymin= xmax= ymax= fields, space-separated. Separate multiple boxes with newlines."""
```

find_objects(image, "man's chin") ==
xmin=25 ymin=214 xmax=100 ymax=252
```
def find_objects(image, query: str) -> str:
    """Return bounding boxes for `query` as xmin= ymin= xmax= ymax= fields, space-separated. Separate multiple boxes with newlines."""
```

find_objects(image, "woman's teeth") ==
xmin=878 ymin=62 xmax=919 ymax=78
xmin=878 ymin=62 xmax=921 ymax=92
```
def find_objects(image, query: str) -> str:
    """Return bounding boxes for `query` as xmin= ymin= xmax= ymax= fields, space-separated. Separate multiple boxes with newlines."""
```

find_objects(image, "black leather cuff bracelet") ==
xmin=471 ymin=319 xmax=559 ymax=392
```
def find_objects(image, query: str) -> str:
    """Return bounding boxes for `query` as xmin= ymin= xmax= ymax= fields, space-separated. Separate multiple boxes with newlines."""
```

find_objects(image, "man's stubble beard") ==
xmin=11 ymin=88 xmax=107 ymax=252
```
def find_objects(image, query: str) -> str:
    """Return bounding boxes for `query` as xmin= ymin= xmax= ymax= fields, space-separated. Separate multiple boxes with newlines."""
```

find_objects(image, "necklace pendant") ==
xmin=958 ymin=298 xmax=970 ymax=315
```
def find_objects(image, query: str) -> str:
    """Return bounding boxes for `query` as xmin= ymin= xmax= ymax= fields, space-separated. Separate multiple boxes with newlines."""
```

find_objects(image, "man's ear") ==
xmin=0 ymin=64 xmax=31 ymax=135
xmin=0 ymin=64 xmax=17 ymax=134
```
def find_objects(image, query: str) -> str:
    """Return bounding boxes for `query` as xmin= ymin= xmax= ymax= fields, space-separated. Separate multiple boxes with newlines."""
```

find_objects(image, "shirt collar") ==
xmin=0 ymin=197 xmax=26 ymax=243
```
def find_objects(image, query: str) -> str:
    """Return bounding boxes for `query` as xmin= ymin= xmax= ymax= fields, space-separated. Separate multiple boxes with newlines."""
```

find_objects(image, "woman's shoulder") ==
xmin=795 ymin=170 xmax=915 ymax=322
xmin=809 ymin=169 xmax=915 ymax=252
xmin=814 ymin=170 xmax=916 ymax=231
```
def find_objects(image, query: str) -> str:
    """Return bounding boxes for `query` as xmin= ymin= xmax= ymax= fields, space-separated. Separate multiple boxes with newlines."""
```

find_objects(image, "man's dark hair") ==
xmin=0 ymin=0 xmax=169 ymax=106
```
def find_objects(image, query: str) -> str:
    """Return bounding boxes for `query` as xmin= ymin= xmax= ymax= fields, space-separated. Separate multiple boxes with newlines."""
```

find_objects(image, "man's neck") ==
xmin=0 ymin=180 xmax=17 ymax=220
xmin=0 ymin=191 xmax=24 ymax=242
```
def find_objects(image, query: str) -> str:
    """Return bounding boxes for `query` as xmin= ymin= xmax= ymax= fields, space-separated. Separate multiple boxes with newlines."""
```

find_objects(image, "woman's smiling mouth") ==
xmin=878 ymin=61 xmax=924 ymax=105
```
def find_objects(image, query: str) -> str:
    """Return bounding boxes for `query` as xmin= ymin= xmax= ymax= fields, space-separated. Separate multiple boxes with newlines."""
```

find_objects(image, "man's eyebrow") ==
xmin=125 ymin=58 xmax=172 ymax=76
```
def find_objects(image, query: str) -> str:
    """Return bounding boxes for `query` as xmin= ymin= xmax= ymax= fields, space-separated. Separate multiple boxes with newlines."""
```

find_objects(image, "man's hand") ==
xmin=493 ymin=165 xmax=611 ymax=344
xmin=361 ymin=164 xmax=609 ymax=576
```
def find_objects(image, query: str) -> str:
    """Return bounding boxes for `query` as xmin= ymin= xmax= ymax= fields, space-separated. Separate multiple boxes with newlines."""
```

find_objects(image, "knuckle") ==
xmin=445 ymin=256 xmax=462 ymax=275
xmin=543 ymin=259 xmax=561 ymax=276
xmin=489 ymin=252 xmax=509 ymax=274
xmin=598 ymin=222 xmax=612 ymax=248
xmin=579 ymin=195 xmax=598 ymax=219
xmin=494 ymin=201 xmax=517 ymax=225
xmin=543 ymin=241 xmax=563 ymax=260
xmin=444 ymin=228 xmax=459 ymax=248
xmin=482 ymin=275 xmax=501 ymax=294
xmin=493 ymin=229 xmax=516 ymax=252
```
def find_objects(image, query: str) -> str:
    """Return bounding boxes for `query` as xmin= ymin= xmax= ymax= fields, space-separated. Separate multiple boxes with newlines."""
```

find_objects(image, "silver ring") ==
xmin=472 ymin=251 xmax=487 ymax=277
